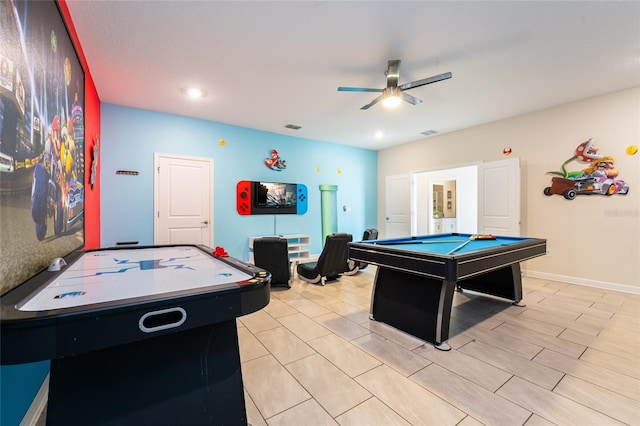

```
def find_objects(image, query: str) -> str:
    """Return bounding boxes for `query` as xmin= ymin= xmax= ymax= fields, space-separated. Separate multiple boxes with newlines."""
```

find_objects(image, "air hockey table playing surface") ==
xmin=17 ymin=245 xmax=255 ymax=311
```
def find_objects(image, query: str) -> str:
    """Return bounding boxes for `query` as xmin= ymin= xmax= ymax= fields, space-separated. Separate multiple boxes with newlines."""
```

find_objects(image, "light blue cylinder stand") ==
xmin=319 ymin=184 xmax=338 ymax=246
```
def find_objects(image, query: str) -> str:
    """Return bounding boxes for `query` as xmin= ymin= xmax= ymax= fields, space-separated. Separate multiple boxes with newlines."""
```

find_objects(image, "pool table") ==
xmin=348 ymin=233 xmax=546 ymax=350
xmin=1 ymin=245 xmax=271 ymax=426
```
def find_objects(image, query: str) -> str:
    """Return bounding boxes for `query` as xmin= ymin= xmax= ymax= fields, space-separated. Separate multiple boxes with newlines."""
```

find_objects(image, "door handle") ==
xmin=201 ymin=220 xmax=209 ymax=225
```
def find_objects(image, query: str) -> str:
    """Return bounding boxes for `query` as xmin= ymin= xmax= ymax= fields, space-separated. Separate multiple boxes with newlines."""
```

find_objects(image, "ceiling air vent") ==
xmin=421 ymin=130 xmax=438 ymax=136
xmin=285 ymin=124 xmax=302 ymax=130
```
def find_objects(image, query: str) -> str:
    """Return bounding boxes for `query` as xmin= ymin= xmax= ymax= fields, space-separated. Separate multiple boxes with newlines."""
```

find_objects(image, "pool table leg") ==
xmin=458 ymin=263 xmax=526 ymax=305
xmin=369 ymin=267 xmax=456 ymax=350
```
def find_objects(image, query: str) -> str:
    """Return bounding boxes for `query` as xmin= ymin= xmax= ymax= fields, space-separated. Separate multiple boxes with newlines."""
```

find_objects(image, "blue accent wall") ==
xmin=0 ymin=361 xmax=49 ymax=426
xmin=100 ymin=103 xmax=378 ymax=257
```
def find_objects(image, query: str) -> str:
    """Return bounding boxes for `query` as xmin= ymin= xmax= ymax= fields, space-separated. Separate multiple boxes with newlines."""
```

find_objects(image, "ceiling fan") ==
xmin=338 ymin=60 xmax=452 ymax=110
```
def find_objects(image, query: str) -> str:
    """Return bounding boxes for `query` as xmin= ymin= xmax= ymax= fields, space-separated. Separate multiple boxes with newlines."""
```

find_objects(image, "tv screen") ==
xmin=253 ymin=182 xmax=297 ymax=214
xmin=0 ymin=0 xmax=85 ymax=295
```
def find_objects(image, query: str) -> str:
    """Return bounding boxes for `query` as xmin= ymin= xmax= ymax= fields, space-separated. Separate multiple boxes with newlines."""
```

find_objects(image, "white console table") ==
xmin=248 ymin=234 xmax=311 ymax=263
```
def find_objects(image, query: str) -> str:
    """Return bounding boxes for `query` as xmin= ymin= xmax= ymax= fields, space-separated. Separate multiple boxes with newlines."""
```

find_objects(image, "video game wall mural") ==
xmin=544 ymin=138 xmax=631 ymax=200
xmin=0 ymin=0 xmax=85 ymax=295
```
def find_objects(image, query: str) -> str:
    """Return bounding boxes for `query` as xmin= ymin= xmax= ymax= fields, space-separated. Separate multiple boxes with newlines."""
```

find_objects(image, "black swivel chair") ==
xmin=354 ymin=228 xmax=378 ymax=270
xmin=253 ymin=237 xmax=291 ymax=288
xmin=297 ymin=233 xmax=358 ymax=285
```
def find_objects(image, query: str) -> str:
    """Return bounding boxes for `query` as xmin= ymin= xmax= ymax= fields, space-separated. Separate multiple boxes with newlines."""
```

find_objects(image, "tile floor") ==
xmin=36 ymin=266 xmax=640 ymax=425
xmin=239 ymin=267 xmax=640 ymax=426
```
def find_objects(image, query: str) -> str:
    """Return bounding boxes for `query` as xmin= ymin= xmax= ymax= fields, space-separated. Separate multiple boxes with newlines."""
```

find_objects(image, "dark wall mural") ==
xmin=1 ymin=0 xmax=85 ymax=294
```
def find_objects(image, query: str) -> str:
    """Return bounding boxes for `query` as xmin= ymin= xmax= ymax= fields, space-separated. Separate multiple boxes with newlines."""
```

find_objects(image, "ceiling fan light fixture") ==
xmin=382 ymin=87 xmax=401 ymax=108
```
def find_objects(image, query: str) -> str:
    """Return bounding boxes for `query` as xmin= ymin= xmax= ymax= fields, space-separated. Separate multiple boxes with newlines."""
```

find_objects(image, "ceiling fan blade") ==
xmin=386 ymin=59 xmax=400 ymax=89
xmin=337 ymin=87 xmax=384 ymax=93
xmin=399 ymin=72 xmax=452 ymax=91
xmin=361 ymin=94 xmax=385 ymax=110
xmin=401 ymin=92 xmax=423 ymax=106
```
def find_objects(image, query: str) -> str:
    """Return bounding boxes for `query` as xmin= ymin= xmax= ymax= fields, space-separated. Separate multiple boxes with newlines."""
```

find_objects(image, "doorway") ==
xmin=154 ymin=153 xmax=213 ymax=246
xmin=412 ymin=157 xmax=521 ymax=236
xmin=413 ymin=165 xmax=477 ymax=235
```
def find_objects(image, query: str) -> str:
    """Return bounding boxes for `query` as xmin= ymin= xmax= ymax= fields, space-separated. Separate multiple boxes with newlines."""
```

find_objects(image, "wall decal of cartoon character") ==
xmin=265 ymin=149 xmax=286 ymax=171
xmin=544 ymin=138 xmax=629 ymax=200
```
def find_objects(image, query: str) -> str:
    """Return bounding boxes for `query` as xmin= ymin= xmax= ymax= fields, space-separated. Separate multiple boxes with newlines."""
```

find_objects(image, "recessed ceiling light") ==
xmin=183 ymin=87 xmax=206 ymax=99
xmin=375 ymin=131 xmax=384 ymax=139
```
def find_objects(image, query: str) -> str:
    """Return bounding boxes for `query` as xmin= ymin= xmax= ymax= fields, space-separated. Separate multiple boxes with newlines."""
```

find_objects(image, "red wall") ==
xmin=58 ymin=0 xmax=101 ymax=249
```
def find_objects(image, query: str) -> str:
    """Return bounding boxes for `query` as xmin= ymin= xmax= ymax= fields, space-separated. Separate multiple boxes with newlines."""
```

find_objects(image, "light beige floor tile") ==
xmin=254 ymin=326 xmax=316 ymax=364
xmin=414 ymin=344 xmax=512 ymax=392
xmin=352 ymin=333 xmax=432 ymax=377
xmin=286 ymin=353 xmax=372 ymax=417
xmin=555 ymin=285 xmax=606 ymax=302
xmin=535 ymin=297 xmax=613 ymax=319
xmin=307 ymin=334 xmax=381 ymax=377
xmin=534 ymin=348 xmax=640 ymax=401
xmin=327 ymin=302 xmax=371 ymax=325
xmin=411 ymin=363 xmax=531 ymax=426
xmin=523 ymin=414 xmax=556 ymax=426
xmin=497 ymin=376 xmax=626 ymax=425
xmin=580 ymin=347 xmax=640 ymax=379
xmin=460 ymin=324 xmax=543 ymax=360
xmin=610 ymin=311 xmax=640 ymax=331
xmin=356 ymin=365 xmax=465 ymax=426
xmin=450 ymin=304 xmax=505 ymax=332
xmin=599 ymin=324 xmax=640 ymax=342
xmin=363 ymin=320 xmax=425 ymax=350
xmin=458 ymin=340 xmax=563 ymax=390
xmin=456 ymin=415 xmax=485 ymax=426
xmin=291 ymin=285 xmax=344 ymax=308
xmin=262 ymin=297 xmax=298 ymax=318
xmin=244 ymin=389 xmax=267 ymax=426
xmin=558 ymin=327 xmax=639 ymax=361
xmin=493 ymin=322 xmax=586 ymax=358
xmin=238 ymin=326 xmax=269 ymax=362
xmin=554 ymin=374 xmax=640 ymax=425
xmin=492 ymin=311 xmax=565 ymax=337
xmin=285 ymin=298 xmax=333 ymax=317
xmin=313 ymin=312 xmax=371 ymax=341
xmin=266 ymin=399 xmax=338 ymax=426
xmin=242 ymin=355 xmax=311 ymax=419
xmin=336 ymin=397 xmax=411 ymax=426
xmin=278 ymin=312 xmax=332 ymax=342
xmin=519 ymin=308 xmax=602 ymax=336
xmin=239 ymin=309 xmax=281 ymax=334
xmin=547 ymin=289 xmax=603 ymax=306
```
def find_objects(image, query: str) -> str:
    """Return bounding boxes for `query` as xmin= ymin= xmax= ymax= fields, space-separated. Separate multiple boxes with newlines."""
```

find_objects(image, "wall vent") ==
xmin=285 ymin=124 xmax=302 ymax=130
xmin=421 ymin=130 xmax=438 ymax=136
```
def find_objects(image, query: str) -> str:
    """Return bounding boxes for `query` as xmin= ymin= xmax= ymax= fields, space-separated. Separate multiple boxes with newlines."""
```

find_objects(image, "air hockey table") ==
xmin=348 ymin=233 xmax=546 ymax=350
xmin=0 ymin=244 xmax=271 ymax=426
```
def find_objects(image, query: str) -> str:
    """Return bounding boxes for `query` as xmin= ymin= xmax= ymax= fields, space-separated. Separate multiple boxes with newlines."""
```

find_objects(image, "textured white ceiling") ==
xmin=66 ymin=1 xmax=640 ymax=150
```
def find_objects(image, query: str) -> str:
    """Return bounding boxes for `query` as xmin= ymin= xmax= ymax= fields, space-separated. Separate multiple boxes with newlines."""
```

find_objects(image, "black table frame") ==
xmin=348 ymin=236 xmax=546 ymax=350
xmin=1 ymin=245 xmax=271 ymax=425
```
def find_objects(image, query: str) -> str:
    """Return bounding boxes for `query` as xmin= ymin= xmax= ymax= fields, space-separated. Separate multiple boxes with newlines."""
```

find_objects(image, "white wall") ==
xmin=379 ymin=87 xmax=640 ymax=292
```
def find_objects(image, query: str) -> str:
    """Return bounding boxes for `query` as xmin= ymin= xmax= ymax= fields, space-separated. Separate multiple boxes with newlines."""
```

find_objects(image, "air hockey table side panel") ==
xmin=0 ymin=245 xmax=271 ymax=365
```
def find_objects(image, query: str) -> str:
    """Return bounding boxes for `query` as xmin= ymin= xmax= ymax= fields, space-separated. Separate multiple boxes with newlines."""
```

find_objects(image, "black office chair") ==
xmin=253 ymin=237 xmax=291 ymax=288
xmin=297 ymin=233 xmax=358 ymax=285
xmin=354 ymin=228 xmax=379 ymax=270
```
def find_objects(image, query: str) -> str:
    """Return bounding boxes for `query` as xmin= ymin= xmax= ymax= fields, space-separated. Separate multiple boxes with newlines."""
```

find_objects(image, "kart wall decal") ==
xmin=545 ymin=138 xmax=629 ymax=200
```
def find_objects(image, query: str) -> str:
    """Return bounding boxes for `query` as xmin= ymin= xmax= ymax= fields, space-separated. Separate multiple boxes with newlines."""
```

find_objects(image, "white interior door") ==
xmin=384 ymin=174 xmax=411 ymax=238
xmin=478 ymin=157 xmax=521 ymax=236
xmin=154 ymin=153 xmax=213 ymax=246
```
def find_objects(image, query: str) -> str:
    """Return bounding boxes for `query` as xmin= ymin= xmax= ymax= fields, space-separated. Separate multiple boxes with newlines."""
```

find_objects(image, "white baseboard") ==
xmin=19 ymin=373 xmax=49 ymax=426
xmin=524 ymin=269 xmax=640 ymax=295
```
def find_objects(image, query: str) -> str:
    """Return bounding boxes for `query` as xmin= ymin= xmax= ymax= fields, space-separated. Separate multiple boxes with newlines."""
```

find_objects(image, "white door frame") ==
xmin=153 ymin=153 xmax=214 ymax=246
